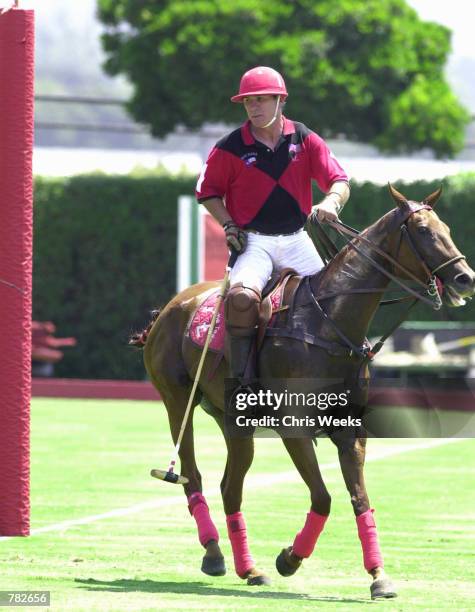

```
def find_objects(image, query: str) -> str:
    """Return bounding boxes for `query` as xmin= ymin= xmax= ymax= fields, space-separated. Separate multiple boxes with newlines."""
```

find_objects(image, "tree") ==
xmin=97 ymin=0 xmax=470 ymax=157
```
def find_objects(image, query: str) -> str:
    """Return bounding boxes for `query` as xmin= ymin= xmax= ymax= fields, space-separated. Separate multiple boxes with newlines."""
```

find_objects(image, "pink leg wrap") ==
xmin=356 ymin=508 xmax=384 ymax=571
xmin=292 ymin=510 xmax=328 ymax=558
xmin=187 ymin=493 xmax=219 ymax=547
xmin=226 ymin=512 xmax=254 ymax=578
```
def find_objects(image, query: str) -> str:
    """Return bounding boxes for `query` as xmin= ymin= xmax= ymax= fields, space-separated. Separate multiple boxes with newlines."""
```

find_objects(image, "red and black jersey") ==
xmin=196 ymin=117 xmax=348 ymax=234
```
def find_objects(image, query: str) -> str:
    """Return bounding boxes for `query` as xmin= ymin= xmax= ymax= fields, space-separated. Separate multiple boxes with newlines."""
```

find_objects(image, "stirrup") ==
xmin=234 ymin=381 xmax=255 ymax=394
xmin=227 ymin=381 xmax=257 ymax=416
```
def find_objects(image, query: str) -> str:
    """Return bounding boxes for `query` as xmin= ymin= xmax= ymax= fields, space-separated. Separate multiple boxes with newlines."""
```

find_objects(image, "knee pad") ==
xmin=225 ymin=283 xmax=261 ymax=336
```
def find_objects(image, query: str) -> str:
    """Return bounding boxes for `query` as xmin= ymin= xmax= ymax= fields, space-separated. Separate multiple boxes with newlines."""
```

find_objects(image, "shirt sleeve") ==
xmin=195 ymin=146 xmax=233 ymax=203
xmin=306 ymin=132 xmax=348 ymax=194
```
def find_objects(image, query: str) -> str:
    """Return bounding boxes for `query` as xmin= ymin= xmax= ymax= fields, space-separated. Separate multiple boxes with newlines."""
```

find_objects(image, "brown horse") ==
xmin=134 ymin=186 xmax=475 ymax=598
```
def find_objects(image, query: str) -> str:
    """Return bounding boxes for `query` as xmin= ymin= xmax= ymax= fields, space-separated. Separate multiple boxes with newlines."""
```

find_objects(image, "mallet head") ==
xmin=150 ymin=469 xmax=189 ymax=485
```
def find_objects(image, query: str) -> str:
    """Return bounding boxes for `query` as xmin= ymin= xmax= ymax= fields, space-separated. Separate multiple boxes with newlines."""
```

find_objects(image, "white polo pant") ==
xmin=229 ymin=229 xmax=324 ymax=292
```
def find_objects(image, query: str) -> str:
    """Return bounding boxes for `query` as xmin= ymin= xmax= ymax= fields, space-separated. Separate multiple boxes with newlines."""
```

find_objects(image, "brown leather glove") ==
xmin=222 ymin=221 xmax=248 ymax=253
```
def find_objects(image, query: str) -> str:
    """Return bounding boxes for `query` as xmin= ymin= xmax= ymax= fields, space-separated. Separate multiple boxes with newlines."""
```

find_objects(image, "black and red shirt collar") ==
xmin=241 ymin=116 xmax=295 ymax=146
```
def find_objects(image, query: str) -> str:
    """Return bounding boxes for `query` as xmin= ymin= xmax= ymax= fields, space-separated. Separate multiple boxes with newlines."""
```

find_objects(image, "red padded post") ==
xmin=0 ymin=8 xmax=35 ymax=536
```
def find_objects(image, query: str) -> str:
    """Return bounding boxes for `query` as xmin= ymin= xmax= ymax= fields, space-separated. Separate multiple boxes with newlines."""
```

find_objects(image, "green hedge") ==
xmin=33 ymin=172 xmax=475 ymax=379
xmin=33 ymin=173 xmax=195 ymax=380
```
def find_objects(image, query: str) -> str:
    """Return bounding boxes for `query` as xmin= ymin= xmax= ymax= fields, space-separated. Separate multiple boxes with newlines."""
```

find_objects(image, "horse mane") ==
xmin=129 ymin=308 xmax=161 ymax=347
xmin=324 ymin=207 xmax=403 ymax=273
xmin=356 ymin=207 xmax=403 ymax=240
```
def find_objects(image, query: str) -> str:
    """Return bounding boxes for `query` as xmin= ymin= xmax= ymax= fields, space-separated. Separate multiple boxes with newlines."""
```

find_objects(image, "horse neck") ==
xmin=311 ymin=211 xmax=401 ymax=345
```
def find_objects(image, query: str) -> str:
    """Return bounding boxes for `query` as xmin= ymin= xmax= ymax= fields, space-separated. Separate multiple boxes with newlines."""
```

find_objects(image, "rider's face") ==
xmin=243 ymin=95 xmax=279 ymax=129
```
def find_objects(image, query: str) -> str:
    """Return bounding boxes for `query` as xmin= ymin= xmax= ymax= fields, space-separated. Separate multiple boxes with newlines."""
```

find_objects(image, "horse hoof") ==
xmin=276 ymin=547 xmax=302 ymax=577
xmin=370 ymin=577 xmax=397 ymax=599
xmin=201 ymin=555 xmax=226 ymax=576
xmin=246 ymin=572 xmax=271 ymax=586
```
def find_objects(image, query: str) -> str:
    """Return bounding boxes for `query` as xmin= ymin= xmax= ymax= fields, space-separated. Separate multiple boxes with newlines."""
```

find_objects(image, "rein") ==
xmin=307 ymin=205 xmax=466 ymax=361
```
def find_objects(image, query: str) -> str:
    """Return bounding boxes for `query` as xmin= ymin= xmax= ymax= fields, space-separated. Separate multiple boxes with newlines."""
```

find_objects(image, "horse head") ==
xmin=388 ymin=183 xmax=475 ymax=307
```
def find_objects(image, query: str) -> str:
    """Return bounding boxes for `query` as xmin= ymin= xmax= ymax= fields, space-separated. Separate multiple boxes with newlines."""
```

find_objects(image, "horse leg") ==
xmin=275 ymin=438 xmax=331 ymax=577
xmin=333 ymin=433 xmax=397 ymax=599
xmin=220 ymin=434 xmax=271 ymax=586
xmin=144 ymin=301 xmax=226 ymax=577
xmin=204 ymin=403 xmax=270 ymax=586
xmin=158 ymin=385 xmax=226 ymax=577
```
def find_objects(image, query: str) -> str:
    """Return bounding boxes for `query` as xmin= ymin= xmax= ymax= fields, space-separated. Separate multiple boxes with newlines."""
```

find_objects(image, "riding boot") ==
xmin=224 ymin=282 xmax=261 ymax=419
xmin=225 ymin=332 xmax=258 ymax=433
xmin=227 ymin=332 xmax=257 ymax=387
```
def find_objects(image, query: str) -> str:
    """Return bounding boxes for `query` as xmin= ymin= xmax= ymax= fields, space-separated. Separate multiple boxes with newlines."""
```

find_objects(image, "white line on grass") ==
xmin=0 ymin=437 xmax=467 ymax=541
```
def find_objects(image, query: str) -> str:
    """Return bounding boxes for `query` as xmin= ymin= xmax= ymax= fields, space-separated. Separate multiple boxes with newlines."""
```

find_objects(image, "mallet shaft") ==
xmin=168 ymin=266 xmax=231 ymax=471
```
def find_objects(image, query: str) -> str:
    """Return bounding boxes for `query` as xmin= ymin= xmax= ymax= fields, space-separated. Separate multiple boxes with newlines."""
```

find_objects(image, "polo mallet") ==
xmin=151 ymin=249 xmax=238 ymax=485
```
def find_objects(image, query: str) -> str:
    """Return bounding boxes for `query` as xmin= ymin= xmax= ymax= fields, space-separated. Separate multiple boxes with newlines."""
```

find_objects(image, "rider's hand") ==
xmin=222 ymin=221 xmax=248 ymax=253
xmin=310 ymin=195 xmax=341 ymax=224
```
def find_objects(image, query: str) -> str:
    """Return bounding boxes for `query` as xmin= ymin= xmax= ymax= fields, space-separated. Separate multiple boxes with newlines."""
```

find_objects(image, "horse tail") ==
xmin=129 ymin=309 xmax=162 ymax=347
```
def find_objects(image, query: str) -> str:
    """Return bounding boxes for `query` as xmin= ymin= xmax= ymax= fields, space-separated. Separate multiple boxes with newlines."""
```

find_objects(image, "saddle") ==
xmin=257 ymin=269 xmax=301 ymax=350
xmin=186 ymin=269 xmax=302 ymax=359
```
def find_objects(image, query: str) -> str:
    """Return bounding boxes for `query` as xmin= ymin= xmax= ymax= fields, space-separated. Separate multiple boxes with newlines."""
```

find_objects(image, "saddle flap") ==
xmin=256 ymin=271 xmax=301 ymax=351
xmin=186 ymin=271 xmax=301 ymax=356
xmin=262 ymin=267 xmax=297 ymax=299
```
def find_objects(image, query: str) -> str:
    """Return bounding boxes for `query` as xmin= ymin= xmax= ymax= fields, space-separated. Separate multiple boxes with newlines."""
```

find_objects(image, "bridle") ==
xmin=307 ymin=203 xmax=467 ymax=361
xmin=316 ymin=204 xmax=466 ymax=310
xmin=394 ymin=206 xmax=465 ymax=309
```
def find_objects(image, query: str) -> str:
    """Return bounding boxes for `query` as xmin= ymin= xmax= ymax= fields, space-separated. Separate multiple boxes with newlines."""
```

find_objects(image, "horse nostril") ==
xmin=454 ymin=273 xmax=474 ymax=287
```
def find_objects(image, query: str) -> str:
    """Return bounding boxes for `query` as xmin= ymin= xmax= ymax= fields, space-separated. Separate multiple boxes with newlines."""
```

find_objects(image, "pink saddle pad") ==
xmin=188 ymin=286 xmax=285 ymax=353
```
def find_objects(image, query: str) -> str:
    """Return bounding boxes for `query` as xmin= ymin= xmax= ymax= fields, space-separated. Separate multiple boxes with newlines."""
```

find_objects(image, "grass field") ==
xmin=1 ymin=398 xmax=474 ymax=611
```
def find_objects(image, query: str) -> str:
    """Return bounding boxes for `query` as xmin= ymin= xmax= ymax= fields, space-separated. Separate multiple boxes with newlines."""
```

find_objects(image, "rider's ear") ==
xmin=388 ymin=183 xmax=408 ymax=208
xmin=423 ymin=186 xmax=443 ymax=208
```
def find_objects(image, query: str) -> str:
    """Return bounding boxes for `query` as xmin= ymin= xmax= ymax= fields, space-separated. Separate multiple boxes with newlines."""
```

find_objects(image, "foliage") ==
xmin=33 ymin=173 xmax=195 ymax=380
xmin=376 ymin=75 xmax=470 ymax=158
xmin=97 ymin=0 xmax=469 ymax=157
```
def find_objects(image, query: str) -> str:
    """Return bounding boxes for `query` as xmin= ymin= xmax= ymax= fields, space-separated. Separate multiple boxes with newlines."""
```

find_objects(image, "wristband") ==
xmin=325 ymin=193 xmax=344 ymax=214
xmin=222 ymin=220 xmax=237 ymax=231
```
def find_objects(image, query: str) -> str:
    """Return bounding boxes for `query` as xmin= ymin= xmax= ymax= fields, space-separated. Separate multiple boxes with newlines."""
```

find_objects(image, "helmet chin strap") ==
xmin=261 ymin=95 xmax=281 ymax=128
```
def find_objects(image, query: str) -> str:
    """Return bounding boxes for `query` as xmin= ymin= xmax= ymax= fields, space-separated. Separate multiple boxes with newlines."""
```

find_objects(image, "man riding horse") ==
xmin=134 ymin=66 xmax=475 ymax=599
xmin=195 ymin=66 xmax=350 ymax=390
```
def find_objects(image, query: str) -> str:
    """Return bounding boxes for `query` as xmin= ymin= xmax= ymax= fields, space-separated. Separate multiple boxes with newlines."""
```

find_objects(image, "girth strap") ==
xmin=265 ymin=327 xmax=355 ymax=357
xmin=265 ymin=276 xmax=370 ymax=358
xmin=306 ymin=277 xmax=371 ymax=358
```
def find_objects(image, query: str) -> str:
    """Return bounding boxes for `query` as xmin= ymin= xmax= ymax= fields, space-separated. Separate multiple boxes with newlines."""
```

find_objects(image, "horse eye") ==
xmin=417 ymin=226 xmax=430 ymax=235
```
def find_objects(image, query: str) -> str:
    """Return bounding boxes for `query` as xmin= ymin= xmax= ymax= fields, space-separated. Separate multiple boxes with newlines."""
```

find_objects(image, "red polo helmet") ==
xmin=231 ymin=66 xmax=288 ymax=103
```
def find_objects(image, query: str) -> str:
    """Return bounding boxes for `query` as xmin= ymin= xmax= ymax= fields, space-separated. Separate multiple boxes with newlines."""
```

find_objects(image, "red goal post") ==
xmin=0 ymin=7 xmax=34 ymax=537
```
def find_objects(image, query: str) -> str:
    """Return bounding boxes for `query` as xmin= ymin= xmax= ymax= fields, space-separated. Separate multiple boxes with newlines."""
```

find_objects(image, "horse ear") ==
xmin=388 ymin=183 xmax=408 ymax=208
xmin=423 ymin=186 xmax=443 ymax=208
